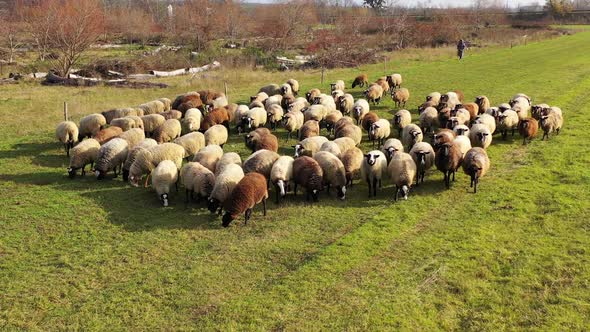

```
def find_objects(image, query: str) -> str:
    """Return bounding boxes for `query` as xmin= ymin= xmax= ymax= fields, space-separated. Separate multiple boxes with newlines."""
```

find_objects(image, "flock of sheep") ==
xmin=55 ymin=73 xmax=564 ymax=226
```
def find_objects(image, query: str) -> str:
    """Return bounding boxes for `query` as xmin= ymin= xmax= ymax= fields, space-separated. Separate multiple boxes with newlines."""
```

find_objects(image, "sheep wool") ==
xmin=419 ymin=107 xmax=438 ymax=135
xmin=333 ymin=137 xmax=356 ymax=155
xmin=334 ymin=124 xmax=362 ymax=146
xmin=294 ymin=136 xmax=329 ymax=158
xmin=341 ymin=147 xmax=363 ymax=187
xmin=118 ymin=128 xmax=146 ymax=149
xmin=352 ymin=99 xmax=370 ymax=125
xmin=453 ymin=135 xmax=472 ymax=158
xmin=180 ymin=162 xmax=215 ymax=203
xmin=193 ymin=144 xmax=224 ymax=173
xmin=56 ymin=121 xmax=79 ymax=157
xmin=401 ymin=124 xmax=423 ymax=150
xmin=393 ymin=109 xmax=412 ymax=136
xmin=95 ymin=138 xmax=129 ymax=180
xmin=154 ymin=119 xmax=181 ymax=144
xmin=338 ymin=94 xmax=355 ymax=115
xmin=388 ymin=152 xmax=417 ymax=200
xmin=434 ymin=142 xmax=462 ymax=188
xmin=391 ymin=88 xmax=410 ymax=108
xmin=174 ymin=132 xmax=206 ymax=158
xmin=292 ymin=156 xmax=324 ymax=201
xmin=462 ymin=147 xmax=490 ymax=193
xmin=299 ymin=120 xmax=320 ymax=141
xmin=313 ymin=151 xmax=347 ymax=200
xmin=361 ymin=150 xmax=388 ymax=197
xmin=141 ymin=114 xmax=166 ymax=137
xmin=286 ymin=79 xmax=299 ymax=95
xmin=320 ymin=141 xmax=342 ymax=158
xmin=122 ymin=138 xmax=158 ymax=181
xmin=469 ymin=124 xmax=492 ymax=149
xmin=368 ymin=119 xmax=391 ymax=147
xmin=352 ymin=74 xmax=369 ymax=88
xmin=94 ymin=126 xmax=123 ymax=145
xmin=270 ymin=156 xmax=294 ymax=203
xmin=79 ymin=113 xmax=107 ymax=139
xmin=128 ymin=143 xmax=185 ymax=186
xmin=222 ymin=172 xmax=269 ymax=227
xmin=110 ymin=116 xmax=135 ymax=130
xmin=152 ymin=160 xmax=179 ymax=207
xmin=409 ymin=142 xmax=434 ymax=185
xmin=204 ymin=124 xmax=228 ymax=147
xmin=208 ymin=163 xmax=245 ymax=214
xmin=68 ymin=138 xmax=100 ymax=178
xmin=215 ymin=152 xmax=242 ymax=176
xmin=243 ymin=149 xmax=280 ymax=179
xmin=382 ymin=138 xmax=404 ymax=160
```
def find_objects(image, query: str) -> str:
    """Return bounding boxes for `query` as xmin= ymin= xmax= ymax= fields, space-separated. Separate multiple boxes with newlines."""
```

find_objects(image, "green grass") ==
xmin=1 ymin=32 xmax=590 ymax=330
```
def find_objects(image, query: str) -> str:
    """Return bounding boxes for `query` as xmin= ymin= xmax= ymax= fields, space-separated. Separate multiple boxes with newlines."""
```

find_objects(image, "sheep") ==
xmin=453 ymin=135 xmax=472 ymax=158
xmin=541 ymin=106 xmax=563 ymax=118
xmin=102 ymin=108 xmax=143 ymax=124
xmin=242 ymin=107 xmax=267 ymax=131
xmin=204 ymin=124 xmax=228 ymax=147
xmin=286 ymin=79 xmax=300 ymax=95
xmin=386 ymin=73 xmax=402 ymax=91
xmin=333 ymin=117 xmax=354 ymax=134
xmin=473 ymin=113 xmax=496 ymax=134
xmin=475 ymin=96 xmax=490 ymax=114
xmin=433 ymin=129 xmax=456 ymax=147
xmin=408 ymin=142 xmax=434 ymax=185
xmin=67 ymin=138 xmax=100 ymax=178
xmin=141 ymin=114 xmax=166 ymax=138
xmin=79 ymin=113 xmax=106 ymax=139
xmin=531 ymin=103 xmax=550 ymax=120
xmin=201 ymin=108 xmax=230 ymax=131
xmin=118 ymin=128 xmax=146 ymax=149
xmin=159 ymin=109 xmax=183 ymax=120
xmin=110 ymin=117 xmax=136 ymax=132
xmin=352 ymin=99 xmax=370 ymax=125
xmin=212 ymin=95 xmax=229 ymax=109
xmin=304 ymin=104 xmax=328 ymax=123
xmin=434 ymin=141 xmax=462 ymax=189
xmin=361 ymin=111 xmax=380 ymax=132
xmin=172 ymin=93 xmax=202 ymax=114
xmin=485 ymin=107 xmax=501 ymax=121
xmin=56 ymin=121 xmax=79 ymax=157
xmin=174 ymin=132 xmax=206 ymax=159
xmin=172 ymin=92 xmax=198 ymax=109
xmin=152 ymin=160 xmax=178 ymax=207
xmin=208 ymin=163 xmax=244 ymax=214
xmin=438 ymin=107 xmax=452 ymax=128
xmin=338 ymin=94 xmax=354 ymax=115
xmin=391 ymin=88 xmax=410 ymax=108
xmin=364 ymin=84 xmax=384 ymax=105
xmin=497 ymin=110 xmax=519 ymax=140
xmin=246 ymin=131 xmax=279 ymax=152
xmin=334 ymin=124 xmax=362 ymax=146
xmin=244 ymin=128 xmax=272 ymax=149
xmin=324 ymin=111 xmax=343 ymax=135
xmin=181 ymin=108 xmax=202 ymax=134
xmin=215 ymin=152 xmax=242 ymax=176
xmin=401 ymin=124 xmax=423 ymax=150
xmin=498 ymin=103 xmax=511 ymax=113
xmin=462 ymin=103 xmax=479 ymax=119
xmin=453 ymin=124 xmax=470 ymax=137
xmin=180 ymin=162 xmax=215 ymax=203
xmin=469 ymin=124 xmax=492 ymax=149
xmin=95 ymin=138 xmax=129 ymax=180
xmin=288 ymin=98 xmax=309 ymax=114
xmin=249 ymin=100 xmax=265 ymax=110
xmin=283 ymin=111 xmax=305 ymax=140
xmin=270 ymin=156 xmax=294 ymax=203
xmin=440 ymin=92 xmax=460 ymax=109
xmin=313 ymin=94 xmax=337 ymax=113
xmin=341 ymin=147 xmax=363 ymax=187
xmin=306 ymin=88 xmax=321 ymax=104
xmin=259 ymin=84 xmax=281 ymax=96
xmin=511 ymin=93 xmax=531 ymax=105
xmin=361 ymin=150 xmax=388 ymax=197
xmin=265 ymin=94 xmax=283 ymax=110
xmin=224 ymin=103 xmax=239 ymax=123
xmin=222 ymin=172 xmax=269 ymax=227
xmin=154 ymin=119 xmax=181 ymax=144
xmin=193 ymin=144 xmax=224 ymax=173
xmin=333 ymin=137 xmax=356 ymax=155
xmin=369 ymin=119 xmax=391 ymax=148
xmin=352 ymin=74 xmax=369 ymax=88
xmin=462 ymin=147 xmax=490 ymax=193
xmin=375 ymin=77 xmax=390 ymax=94
xmin=419 ymin=107 xmax=438 ymax=135
xmin=388 ymin=152 xmax=417 ymax=201
xmin=294 ymin=136 xmax=329 ymax=158
xmin=331 ymin=89 xmax=344 ymax=104
xmin=125 ymin=115 xmax=144 ymax=131
xmin=426 ymin=92 xmax=441 ymax=106
xmin=94 ymin=126 xmax=123 ymax=145
xmin=137 ymin=100 xmax=166 ymax=115
xmin=449 ymin=107 xmax=471 ymax=126
xmin=198 ymin=90 xmax=225 ymax=106
xmin=540 ymin=112 xmax=563 ymax=140
xmin=382 ymin=138 xmax=404 ymax=160
xmin=393 ymin=109 xmax=412 ymax=137
xmin=243 ymin=149 xmax=280 ymax=180
xmin=128 ymin=143 xmax=184 ymax=187
xmin=250 ymin=91 xmax=269 ymax=104
xmin=293 ymin=156 xmax=324 ymax=201
xmin=266 ymin=104 xmax=284 ymax=130
xmin=299 ymin=120 xmax=320 ymax=141
xmin=314 ymin=151 xmax=347 ymax=200
xmin=331 ymin=80 xmax=345 ymax=92
xmin=158 ymin=98 xmax=171 ymax=111
xmin=122 ymin=138 xmax=158 ymax=181
xmin=511 ymin=97 xmax=531 ymax=120
xmin=319 ymin=141 xmax=342 ymax=158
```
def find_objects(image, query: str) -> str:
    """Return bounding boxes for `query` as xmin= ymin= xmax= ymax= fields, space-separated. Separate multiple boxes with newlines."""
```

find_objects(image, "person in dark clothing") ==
xmin=457 ymin=39 xmax=466 ymax=60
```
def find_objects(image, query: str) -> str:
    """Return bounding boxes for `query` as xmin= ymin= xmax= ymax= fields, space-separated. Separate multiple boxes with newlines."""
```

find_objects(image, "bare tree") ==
xmin=18 ymin=1 xmax=55 ymax=61
xmin=0 ymin=20 xmax=22 ymax=64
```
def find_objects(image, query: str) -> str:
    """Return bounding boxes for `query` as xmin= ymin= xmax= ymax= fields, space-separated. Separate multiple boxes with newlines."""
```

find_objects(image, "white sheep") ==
xmin=280 ymin=83 xmax=293 ymax=96
xmin=180 ymin=162 xmax=215 ymax=203
xmin=283 ymin=111 xmax=305 ymax=140
xmin=409 ymin=142 xmax=434 ymax=185
xmin=388 ymin=152 xmax=417 ymax=201
xmin=208 ymin=163 xmax=244 ymax=214
xmin=152 ymin=160 xmax=179 ymax=207
xmin=243 ymin=149 xmax=280 ymax=179
xmin=497 ymin=109 xmax=519 ymax=139
xmin=304 ymin=104 xmax=328 ymax=123
xmin=419 ymin=107 xmax=438 ymax=135
xmin=333 ymin=137 xmax=356 ymax=155
xmin=331 ymin=80 xmax=345 ymax=92
xmin=56 ymin=121 xmax=79 ymax=157
xmin=469 ymin=124 xmax=492 ymax=149
xmin=401 ymin=123 xmax=423 ymax=150
xmin=510 ymin=96 xmax=531 ymax=120
xmin=193 ymin=144 xmax=224 ymax=173
xmin=259 ymin=84 xmax=281 ymax=96
xmin=382 ymin=138 xmax=404 ymax=160
xmin=267 ymin=104 xmax=284 ymax=130
xmin=453 ymin=135 xmax=472 ymax=158
xmin=95 ymin=138 xmax=129 ymax=180
xmin=244 ymin=107 xmax=267 ymax=130
xmin=67 ymin=138 xmax=100 ymax=178
xmin=314 ymin=94 xmax=337 ymax=112
xmin=204 ymin=124 xmax=228 ymax=147
xmin=368 ymin=119 xmax=391 ymax=147
xmin=314 ymin=151 xmax=347 ymax=200
xmin=294 ymin=136 xmax=329 ymax=158
xmin=79 ymin=113 xmax=106 ymax=139
xmin=319 ymin=141 xmax=342 ymax=158
xmin=270 ymin=156 xmax=294 ymax=203
xmin=181 ymin=108 xmax=202 ymax=134
xmin=174 ymin=132 xmax=206 ymax=159
xmin=352 ymin=99 xmax=370 ymax=125
xmin=474 ymin=113 xmax=496 ymax=134
xmin=426 ymin=92 xmax=441 ymax=105
xmin=338 ymin=93 xmax=354 ymax=115
xmin=122 ymin=138 xmax=158 ymax=181
xmin=361 ymin=150 xmax=388 ymax=197
xmin=453 ymin=124 xmax=470 ymax=137
xmin=393 ymin=109 xmax=412 ymax=137
xmin=215 ymin=152 xmax=242 ymax=176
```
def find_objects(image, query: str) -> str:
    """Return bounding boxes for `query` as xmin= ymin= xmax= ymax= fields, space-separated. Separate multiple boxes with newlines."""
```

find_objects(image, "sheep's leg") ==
xmin=275 ymin=185 xmax=280 ymax=204
xmin=367 ymin=178 xmax=372 ymax=198
xmin=394 ymin=185 xmax=398 ymax=201
xmin=522 ymin=137 xmax=527 ymax=145
xmin=326 ymin=184 xmax=331 ymax=194
xmin=144 ymin=174 xmax=151 ymax=188
xmin=293 ymin=183 xmax=297 ymax=196
xmin=185 ymin=189 xmax=190 ymax=203
xmin=245 ymin=208 xmax=252 ymax=224
xmin=452 ymin=170 xmax=456 ymax=182
xmin=262 ymin=199 xmax=267 ymax=216
xmin=373 ymin=178 xmax=378 ymax=197
xmin=474 ymin=177 xmax=479 ymax=193
xmin=81 ymin=165 xmax=86 ymax=176
xmin=512 ymin=128 xmax=515 ymax=136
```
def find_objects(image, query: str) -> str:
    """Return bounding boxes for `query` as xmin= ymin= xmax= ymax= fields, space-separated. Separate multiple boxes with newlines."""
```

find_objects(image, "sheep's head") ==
xmin=313 ymin=96 xmax=321 ymax=105
xmin=364 ymin=152 xmax=381 ymax=166
xmin=410 ymin=130 xmax=421 ymax=144
xmin=540 ymin=107 xmax=552 ymax=117
xmin=415 ymin=151 xmax=431 ymax=168
xmin=385 ymin=147 xmax=398 ymax=160
xmin=161 ymin=193 xmax=169 ymax=207
xmin=293 ymin=144 xmax=304 ymax=158
xmin=354 ymin=107 xmax=362 ymax=118
xmin=67 ymin=167 xmax=77 ymax=179
xmin=336 ymin=185 xmax=346 ymax=200
xmin=499 ymin=104 xmax=511 ymax=112
xmin=455 ymin=126 xmax=469 ymax=136
xmin=394 ymin=114 xmax=402 ymax=126
xmin=280 ymin=85 xmax=289 ymax=95
xmin=330 ymin=83 xmax=337 ymax=92
xmin=95 ymin=170 xmax=106 ymax=180
xmin=477 ymin=132 xmax=489 ymax=144
xmin=222 ymin=212 xmax=235 ymax=227
xmin=398 ymin=185 xmax=410 ymax=200
xmin=276 ymin=179 xmax=287 ymax=197
xmin=440 ymin=94 xmax=450 ymax=103
xmin=369 ymin=123 xmax=380 ymax=138
xmin=207 ymin=197 xmax=220 ymax=214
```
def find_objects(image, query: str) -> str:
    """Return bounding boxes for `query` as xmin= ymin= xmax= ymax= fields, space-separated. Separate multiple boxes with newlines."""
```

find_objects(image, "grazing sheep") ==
xmin=250 ymin=91 xmax=269 ymax=104
xmin=391 ymin=88 xmax=410 ymax=108
xmin=259 ymin=84 xmax=281 ymax=96
xmin=122 ymin=138 xmax=158 ymax=181
xmin=294 ymin=136 xmax=329 ymax=158
xmin=56 ymin=121 xmax=79 ymax=157
xmin=386 ymin=74 xmax=402 ymax=90
xmin=453 ymin=135 xmax=472 ymax=157
xmin=94 ymin=126 xmax=123 ymax=145
xmin=352 ymin=74 xmax=369 ymax=88
xmin=531 ymin=103 xmax=550 ymax=120
xmin=138 ymin=100 xmax=166 ymax=115
xmin=304 ymin=104 xmax=328 ymax=123
xmin=265 ymin=94 xmax=283 ymax=110
xmin=419 ymin=107 xmax=438 ymax=135
xmin=333 ymin=137 xmax=356 ymax=155
xmin=283 ymin=111 xmax=305 ymax=140
xmin=208 ymin=164 xmax=244 ymax=214
xmin=267 ymin=104 xmax=284 ymax=130
xmin=511 ymin=97 xmax=531 ymax=120
xmin=409 ymin=142 xmax=434 ymax=185
xmin=314 ymin=151 xmax=347 ymax=200
xmin=141 ymin=114 xmax=166 ymax=138
xmin=306 ymin=88 xmax=321 ymax=104
xmin=462 ymin=147 xmax=490 ymax=193
xmin=426 ymin=92 xmax=441 ymax=106
xmin=375 ymin=77 xmax=390 ymax=94
xmin=462 ymin=103 xmax=479 ymax=119
xmin=497 ymin=110 xmax=519 ymax=139
xmin=364 ymin=84 xmax=384 ymax=105
xmin=246 ymin=131 xmax=279 ymax=153
xmin=215 ymin=152 xmax=242 ymax=176
xmin=243 ymin=107 xmax=267 ymax=131
xmin=286 ymin=79 xmax=300 ymax=95
xmin=201 ymin=108 xmax=230 ymax=131
xmin=469 ymin=124 xmax=492 ymax=149
xmin=288 ymin=98 xmax=309 ymax=114
xmin=128 ymin=143 xmax=185 ymax=187
xmin=79 ymin=113 xmax=106 ymax=139
xmin=154 ymin=119 xmax=181 ymax=144
xmin=102 ymin=108 xmax=143 ymax=124
xmin=243 ymin=149 xmax=280 ymax=179
xmin=125 ymin=115 xmax=144 ymax=130
xmin=159 ymin=109 xmax=182 ymax=121
xmin=475 ymin=96 xmax=490 ymax=114
xmin=369 ymin=119 xmax=391 ymax=147
xmin=109 ymin=117 xmax=135 ymax=132
xmin=180 ymin=162 xmax=215 ymax=203
xmin=388 ymin=152 xmax=417 ymax=201
xmin=249 ymin=100 xmax=265 ymax=110
xmin=401 ymin=124 xmax=423 ymax=150
xmin=341 ymin=147 xmax=363 ymax=187
xmin=292 ymin=156 xmax=324 ymax=201
xmin=204 ymin=124 xmax=228 ymax=147
xmin=313 ymin=94 xmax=337 ymax=113
xmin=222 ymin=172 xmax=269 ymax=227
xmin=299 ymin=120 xmax=320 ymax=141
xmin=361 ymin=111 xmax=380 ymax=132
xmin=324 ymin=111 xmax=344 ymax=135
xmin=333 ymin=117 xmax=354 ymax=134
xmin=393 ymin=109 xmax=412 ymax=137
xmin=67 ymin=138 xmax=100 ymax=178
xmin=118 ymin=128 xmax=145 ymax=149
xmin=212 ymin=95 xmax=229 ymax=109
xmin=198 ymin=90 xmax=225 ymax=106
xmin=95 ymin=138 xmax=129 ymax=180
xmin=193 ymin=144 xmax=224 ymax=173
xmin=331 ymin=80 xmax=345 ymax=92
xmin=270 ymin=156 xmax=294 ymax=203
xmin=540 ymin=112 xmax=563 ymax=140
xmin=331 ymin=89 xmax=345 ymax=104
xmin=158 ymin=98 xmax=171 ymax=111
xmin=382 ymin=138 xmax=404 ymax=160
xmin=453 ymin=124 xmax=470 ymax=137
xmin=361 ymin=150 xmax=388 ymax=197
xmin=352 ymin=99 xmax=370 ymax=125
xmin=434 ymin=141 xmax=462 ymax=189
xmin=152 ymin=160 xmax=178 ymax=207
xmin=181 ymin=108 xmax=202 ymax=134
xmin=473 ymin=113 xmax=496 ymax=134
xmin=174 ymin=132 xmax=206 ymax=159
xmin=334 ymin=124 xmax=362 ymax=146
xmin=172 ymin=92 xmax=199 ymax=110
xmin=338 ymin=94 xmax=354 ymax=115
xmin=320 ymin=141 xmax=342 ymax=158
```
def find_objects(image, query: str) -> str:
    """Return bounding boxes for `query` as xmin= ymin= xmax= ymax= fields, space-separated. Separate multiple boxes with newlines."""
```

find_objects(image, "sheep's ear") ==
xmin=424 ymin=151 xmax=431 ymax=155
xmin=374 ymin=154 xmax=380 ymax=159
xmin=364 ymin=154 xmax=370 ymax=158
xmin=291 ymin=145 xmax=296 ymax=148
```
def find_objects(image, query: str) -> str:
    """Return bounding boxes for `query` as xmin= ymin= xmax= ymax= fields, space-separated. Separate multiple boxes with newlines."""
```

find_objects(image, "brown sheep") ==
xmin=333 ymin=117 xmax=354 ymax=134
xmin=418 ymin=100 xmax=436 ymax=114
xmin=281 ymin=94 xmax=296 ymax=110
xmin=293 ymin=156 xmax=324 ymax=201
xmin=335 ymin=124 xmax=362 ymax=146
xmin=172 ymin=92 xmax=200 ymax=110
xmin=93 ymin=126 xmax=123 ymax=145
xmin=222 ymin=172 xmax=268 ymax=227
xmin=341 ymin=147 xmax=364 ymax=187
xmin=201 ymin=108 xmax=230 ymax=132
xmin=160 ymin=110 xmax=183 ymax=120
xmin=518 ymin=118 xmax=539 ymax=145
xmin=299 ymin=120 xmax=320 ymax=141
xmin=462 ymin=103 xmax=479 ymax=119
xmin=375 ymin=78 xmax=390 ymax=94
xmin=246 ymin=131 xmax=279 ymax=152
xmin=434 ymin=141 xmax=462 ymax=189
xmin=306 ymin=88 xmax=321 ymax=104
xmin=352 ymin=74 xmax=369 ymax=88
xmin=438 ymin=107 xmax=452 ymax=128
xmin=198 ymin=89 xmax=224 ymax=106
xmin=474 ymin=96 xmax=490 ymax=114
xmin=391 ymin=88 xmax=410 ymax=108
xmin=361 ymin=111 xmax=380 ymax=132
xmin=462 ymin=147 xmax=490 ymax=193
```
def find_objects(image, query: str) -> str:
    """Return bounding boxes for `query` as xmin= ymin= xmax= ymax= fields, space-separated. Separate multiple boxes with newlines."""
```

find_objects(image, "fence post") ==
xmin=224 ymin=82 xmax=228 ymax=102
xmin=321 ymin=67 xmax=325 ymax=85
xmin=63 ymin=101 xmax=68 ymax=121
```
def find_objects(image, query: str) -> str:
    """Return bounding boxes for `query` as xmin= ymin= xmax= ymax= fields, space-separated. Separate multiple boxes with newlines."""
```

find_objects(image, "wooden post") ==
xmin=383 ymin=56 xmax=387 ymax=73
xmin=321 ymin=67 xmax=325 ymax=85
xmin=224 ymin=81 xmax=228 ymax=101
xmin=63 ymin=101 xmax=68 ymax=121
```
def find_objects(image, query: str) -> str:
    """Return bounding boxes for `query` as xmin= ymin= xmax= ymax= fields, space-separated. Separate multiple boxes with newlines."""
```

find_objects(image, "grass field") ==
xmin=1 ymin=31 xmax=590 ymax=330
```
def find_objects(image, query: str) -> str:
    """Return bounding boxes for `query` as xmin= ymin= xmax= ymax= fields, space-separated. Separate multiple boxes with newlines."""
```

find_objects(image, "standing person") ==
xmin=457 ymin=39 xmax=467 ymax=60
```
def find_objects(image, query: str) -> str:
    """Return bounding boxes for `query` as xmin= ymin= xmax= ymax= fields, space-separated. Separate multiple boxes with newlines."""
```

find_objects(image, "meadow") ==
xmin=1 ymin=31 xmax=589 ymax=330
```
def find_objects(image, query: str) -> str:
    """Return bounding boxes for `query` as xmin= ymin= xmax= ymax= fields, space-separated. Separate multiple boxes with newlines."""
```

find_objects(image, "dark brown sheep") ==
xmin=198 ymin=89 xmax=224 ymax=106
xmin=293 ymin=156 xmax=324 ymax=202
xmin=375 ymin=78 xmax=390 ymax=94
xmin=352 ymin=74 xmax=369 ymax=88
xmin=172 ymin=92 xmax=200 ymax=110
xmin=177 ymin=98 xmax=203 ymax=115
xmin=432 ymin=129 xmax=456 ymax=152
xmin=281 ymin=94 xmax=296 ymax=110
xmin=434 ymin=142 xmax=462 ymax=189
xmin=518 ymin=118 xmax=539 ymax=145
xmin=462 ymin=103 xmax=479 ymax=119
xmin=333 ymin=117 xmax=354 ymax=134
xmin=474 ymin=96 xmax=490 ymax=114
xmin=361 ymin=111 xmax=380 ymax=132
xmin=93 ymin=126 xmax=123 ymax=145
xmin=246 ymin=131 xmax=279 ymax=152
xmin=299 ymin=120 xmax=320 ymax=141
xmin=438 ymin=107 xmax=452 ymax=128
xmin=418 ymin=100 xmax=436 ymax=114
xmin=201 ymin=108 xmax=230 ymax=132
xmin=222 ymin=172 xmax=268 ymax=227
